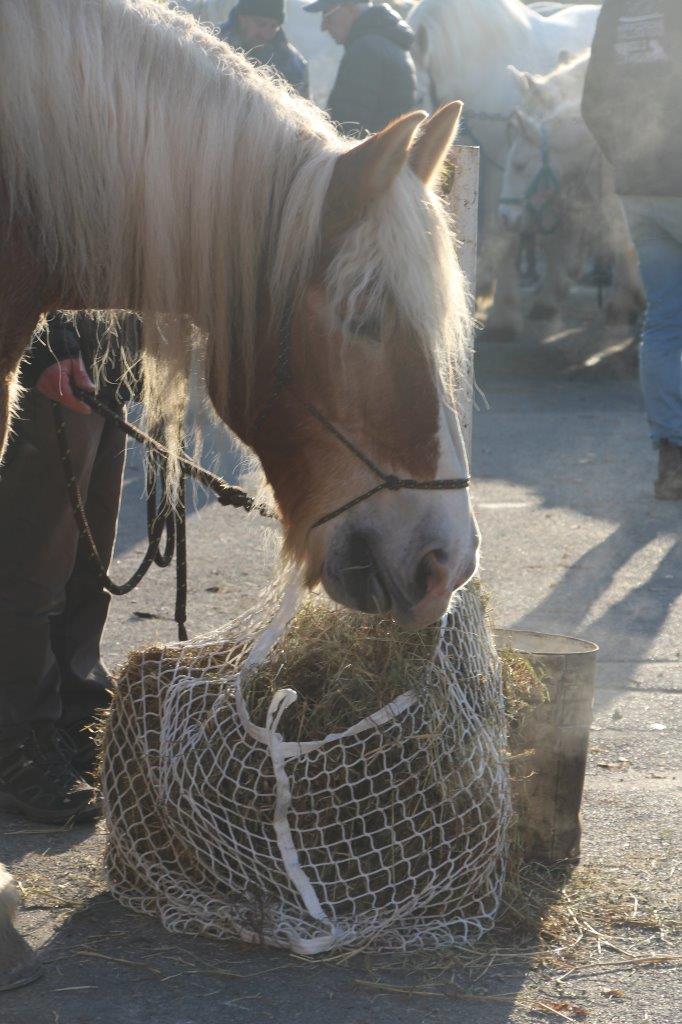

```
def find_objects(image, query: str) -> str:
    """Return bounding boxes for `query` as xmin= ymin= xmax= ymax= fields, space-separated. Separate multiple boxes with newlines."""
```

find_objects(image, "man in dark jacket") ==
xmin=582 ymin=0 xmax=682 ymax=500
xmin=220 ymin=0 xmax=309 ymax=98
xmin=0 ymin=315 xmax=135 ymax=823
xmin=304 ymin=0 xmax=417 ymax=136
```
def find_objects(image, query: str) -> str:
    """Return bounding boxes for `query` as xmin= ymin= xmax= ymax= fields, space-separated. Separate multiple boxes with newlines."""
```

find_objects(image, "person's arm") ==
xmin=34 ymin=358 xmax=94 ymax=414
xmin=22 ymin=315 xmax=94 ymax=413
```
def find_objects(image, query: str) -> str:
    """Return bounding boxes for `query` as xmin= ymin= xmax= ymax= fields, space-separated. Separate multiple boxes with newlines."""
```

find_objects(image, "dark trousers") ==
xmin=0 ymin=390 xmax=125 ymax=744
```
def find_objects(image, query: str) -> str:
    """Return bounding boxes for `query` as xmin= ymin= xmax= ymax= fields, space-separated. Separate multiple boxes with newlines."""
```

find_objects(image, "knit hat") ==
xmin=233 ymin=0 xmax=285 ymax=22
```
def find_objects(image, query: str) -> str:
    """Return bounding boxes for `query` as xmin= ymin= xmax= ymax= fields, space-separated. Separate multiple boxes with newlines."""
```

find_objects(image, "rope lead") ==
xmin=54 ymin=388 xmax=267 ymax=641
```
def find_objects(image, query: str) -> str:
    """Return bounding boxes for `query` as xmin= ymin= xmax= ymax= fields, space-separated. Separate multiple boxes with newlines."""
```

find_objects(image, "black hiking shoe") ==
xmin=59 ymin=717 xmax=102 ymax=779
xmin=654 ymin=440 xmax=682 ymax=501
xmin=0 ymin=725 xmax=100 ymax=824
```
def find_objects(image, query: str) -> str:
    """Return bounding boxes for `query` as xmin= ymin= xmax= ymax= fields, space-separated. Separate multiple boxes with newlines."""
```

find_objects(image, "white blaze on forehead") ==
xmin=438 ymin=400 xmax=470 ymax=480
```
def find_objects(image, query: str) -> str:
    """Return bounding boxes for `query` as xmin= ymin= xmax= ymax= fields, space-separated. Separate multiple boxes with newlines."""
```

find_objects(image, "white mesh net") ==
xmin=102 ymin=584 xmax=512 ymax=955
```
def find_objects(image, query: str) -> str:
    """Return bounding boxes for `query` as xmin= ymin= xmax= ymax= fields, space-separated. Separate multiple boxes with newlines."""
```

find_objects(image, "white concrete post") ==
xmin=447 ymin=144 xmax=479 ymax=460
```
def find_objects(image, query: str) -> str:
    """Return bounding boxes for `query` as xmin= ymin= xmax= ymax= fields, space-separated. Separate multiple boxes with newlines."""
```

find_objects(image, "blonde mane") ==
xmin=0 ymin=0 xmax=467 ymax=442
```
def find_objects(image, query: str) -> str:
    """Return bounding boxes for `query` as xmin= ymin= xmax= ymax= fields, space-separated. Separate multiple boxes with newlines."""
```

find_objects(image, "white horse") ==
xmin=508 ymin=48 xmax=590 ymax=118
xmin=504 ymin=51 xmax=592 ymax=319
xmin=408 ymin=0 xmax=600 ymax=335
xmin=500 ymin=99 xmax=644 ymax=324
xmin=0 ymin=865 xmax=41 ymax=991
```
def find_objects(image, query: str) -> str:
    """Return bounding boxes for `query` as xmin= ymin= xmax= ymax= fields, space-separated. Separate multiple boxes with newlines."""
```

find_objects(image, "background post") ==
xmin=447 ymin=144 xmax=480 ymax=459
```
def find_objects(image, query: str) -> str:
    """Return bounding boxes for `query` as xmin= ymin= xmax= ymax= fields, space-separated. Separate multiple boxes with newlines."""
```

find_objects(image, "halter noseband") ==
xmin=255 ymin=316 xmax=471 ymax=531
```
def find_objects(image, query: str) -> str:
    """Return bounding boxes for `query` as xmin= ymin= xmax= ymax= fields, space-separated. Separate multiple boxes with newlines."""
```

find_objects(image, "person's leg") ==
xmin=0 ymin=391 xmax=107 ymax=743
xmin=623 ymin=197 xmax=682 ymax=446
xmin=0 ymin=391 xmax=103 ymax=821
xmin=52 ymin=411 xmax=126 ymax=727
xmin=623 ymin=197 xmax=682 ymax=499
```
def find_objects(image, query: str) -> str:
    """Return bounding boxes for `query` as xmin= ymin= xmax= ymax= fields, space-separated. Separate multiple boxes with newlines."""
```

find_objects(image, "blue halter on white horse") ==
xmin=408 ymin=0 xmax=600 ymax=334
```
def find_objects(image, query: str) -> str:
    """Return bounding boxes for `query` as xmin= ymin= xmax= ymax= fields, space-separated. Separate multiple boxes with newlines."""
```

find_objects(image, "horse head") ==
xmin=223 ymin=104 xmax=479 ymax=627
xmin=499 ymin=104 xmax=588 ymax=232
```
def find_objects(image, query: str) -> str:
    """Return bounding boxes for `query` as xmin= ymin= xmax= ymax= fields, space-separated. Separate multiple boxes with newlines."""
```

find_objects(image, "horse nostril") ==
xmin=339 ymin=533 xmax=391 ymax=613
xmin=415 ymin=548 xmax=450 ymax=602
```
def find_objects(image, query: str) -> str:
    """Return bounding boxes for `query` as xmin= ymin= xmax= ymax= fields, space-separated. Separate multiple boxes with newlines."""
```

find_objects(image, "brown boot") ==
xmin=654 ymin=440 xmax=682 ymax=501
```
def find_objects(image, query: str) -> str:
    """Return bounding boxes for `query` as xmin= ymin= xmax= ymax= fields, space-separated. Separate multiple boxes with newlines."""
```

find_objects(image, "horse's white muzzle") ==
xmin=320 ymin=482 xmax=479 ymax=627
xmin=499 ymin=202 xmax=523 ymax=229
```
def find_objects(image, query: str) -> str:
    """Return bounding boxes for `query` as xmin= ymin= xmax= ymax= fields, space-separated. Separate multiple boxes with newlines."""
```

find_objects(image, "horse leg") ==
xmin=0 ymin=229 xmax=49 ymax=462
xmin=530 ymin=228 xmax=568 ymax=319
xmin=0 ymin=865 xmax=42 ymax=992
xmin=485 ymin=228 xmax=524 ymax=338
xmin=0 ymin=312 xmax=41 ymax=463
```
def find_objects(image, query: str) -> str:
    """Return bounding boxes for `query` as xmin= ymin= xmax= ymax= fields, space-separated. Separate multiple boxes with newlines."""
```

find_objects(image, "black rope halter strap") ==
xmin=255 ymin=317 xmax=470 ymax=531
xmin=302 ymin=401 xmax=470 ymax=529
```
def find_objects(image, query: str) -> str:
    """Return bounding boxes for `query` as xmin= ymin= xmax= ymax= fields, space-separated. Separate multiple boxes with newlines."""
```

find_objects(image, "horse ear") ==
xmin=408 ymin=101 xmax=463 ymax=188
xmin=322 ymin=110 xmax=427 ymax=241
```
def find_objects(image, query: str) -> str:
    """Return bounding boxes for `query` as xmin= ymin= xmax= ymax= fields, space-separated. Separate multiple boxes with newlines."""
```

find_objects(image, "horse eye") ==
xmin=348 ymin=317 xmax=382 ymax=343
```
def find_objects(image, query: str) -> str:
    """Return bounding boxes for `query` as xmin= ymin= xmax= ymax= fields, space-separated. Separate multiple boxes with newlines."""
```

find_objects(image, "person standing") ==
xmin=582 ymin=0 xmax=682 ymax=500
xmin=0 ymin=314 xmax=134 ymax=823
xmin=304 ymin=1 xmax=416 ymax=137
xmin=220 ymin=0 xmax=309 ymax=98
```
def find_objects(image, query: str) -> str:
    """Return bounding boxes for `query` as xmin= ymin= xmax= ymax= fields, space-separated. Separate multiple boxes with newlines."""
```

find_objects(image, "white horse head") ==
xmin=499 ymin=103 xmax=596 ymax=230
xmin=507 ymin=48 xmax=590 ymax=119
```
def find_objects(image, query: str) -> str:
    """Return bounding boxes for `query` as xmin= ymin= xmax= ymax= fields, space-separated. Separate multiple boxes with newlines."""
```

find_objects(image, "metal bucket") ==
xmin=494 ymin=629 xmax=599 ymax=865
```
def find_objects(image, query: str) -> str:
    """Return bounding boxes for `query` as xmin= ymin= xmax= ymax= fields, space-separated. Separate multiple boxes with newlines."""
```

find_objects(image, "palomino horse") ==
xmin=0 ymin=0 xmax=477 ymax=627
xmin=408 ymin=0 xmax=599 ymax=335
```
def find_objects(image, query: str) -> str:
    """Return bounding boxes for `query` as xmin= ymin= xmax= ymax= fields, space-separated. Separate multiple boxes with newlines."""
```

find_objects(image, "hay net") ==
xmin=102 ymin=584 xmax=512 ymax=955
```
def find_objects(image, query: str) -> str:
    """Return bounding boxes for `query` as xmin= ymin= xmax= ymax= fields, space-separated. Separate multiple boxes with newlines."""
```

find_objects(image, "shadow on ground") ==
xmin=473 ymin=294 xmax=680 ymax=693
xmin=1 ymin=882 xmax=538 ymax=1024
xmin=4 ymin=851 xmax=605 ymax=1024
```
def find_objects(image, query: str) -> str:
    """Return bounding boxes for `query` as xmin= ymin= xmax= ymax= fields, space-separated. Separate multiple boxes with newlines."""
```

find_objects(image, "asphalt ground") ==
xmin=1 ymin=291 xmax=680 ymax=1024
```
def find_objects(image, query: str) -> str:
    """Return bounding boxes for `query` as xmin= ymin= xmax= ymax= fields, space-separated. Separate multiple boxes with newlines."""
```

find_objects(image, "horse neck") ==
xmin=429 ymin=0 xmax=535 ymax=113
xmin=427 ymin=0 xmax=591 ymax=162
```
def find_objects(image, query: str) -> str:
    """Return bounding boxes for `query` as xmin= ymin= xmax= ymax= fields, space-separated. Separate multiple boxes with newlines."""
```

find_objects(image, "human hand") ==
xmin=35 ymin=357 xmax=95 ymax=414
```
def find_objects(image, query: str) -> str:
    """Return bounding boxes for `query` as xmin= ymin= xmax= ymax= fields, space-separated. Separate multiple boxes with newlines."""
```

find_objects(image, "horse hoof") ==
xmin=0 ymin=930 xmax=42 ymax=992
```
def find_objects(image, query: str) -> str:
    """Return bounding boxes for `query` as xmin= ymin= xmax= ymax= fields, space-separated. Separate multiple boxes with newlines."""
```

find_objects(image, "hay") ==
xmin=242 ymin=595 xmax=440 ymax=743
xmin=359 ymin=857 xmax=682 ymax=1014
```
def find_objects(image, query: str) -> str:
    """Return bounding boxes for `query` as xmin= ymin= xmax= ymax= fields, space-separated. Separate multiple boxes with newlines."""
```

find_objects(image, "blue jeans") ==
xmin=622 ymin=197 xmax=682 ymax=447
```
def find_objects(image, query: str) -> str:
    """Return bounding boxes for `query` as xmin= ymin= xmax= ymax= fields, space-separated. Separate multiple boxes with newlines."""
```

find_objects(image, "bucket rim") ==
xmin=493 ymin=628 xmax=599 ymax=658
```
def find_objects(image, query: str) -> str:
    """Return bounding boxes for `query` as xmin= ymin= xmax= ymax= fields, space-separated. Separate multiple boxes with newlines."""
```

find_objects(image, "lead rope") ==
xmin=53 ymin=388 xmax=270 ymax=641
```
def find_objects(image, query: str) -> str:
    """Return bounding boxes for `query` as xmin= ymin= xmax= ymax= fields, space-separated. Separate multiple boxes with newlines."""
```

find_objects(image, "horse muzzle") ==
xmin=321 ymin=525 xmax=479 ymax=627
